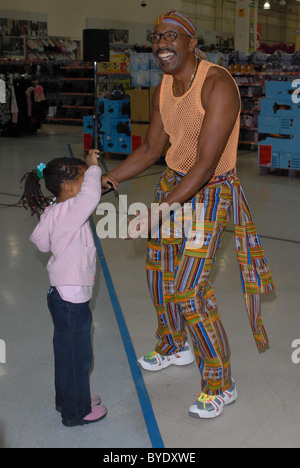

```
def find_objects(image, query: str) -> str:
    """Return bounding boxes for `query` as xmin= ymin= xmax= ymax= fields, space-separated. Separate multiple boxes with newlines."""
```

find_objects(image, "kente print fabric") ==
xmin=146 ymin=168 xmax=274 ymax=395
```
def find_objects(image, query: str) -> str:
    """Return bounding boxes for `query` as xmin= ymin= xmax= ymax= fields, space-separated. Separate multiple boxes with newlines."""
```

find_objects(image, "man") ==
xmin=104 ymin=11 xmax=274 ymax=419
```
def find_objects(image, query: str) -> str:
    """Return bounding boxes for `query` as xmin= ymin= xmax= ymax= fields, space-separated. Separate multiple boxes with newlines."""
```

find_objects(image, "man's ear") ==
xmin=189 ymin=36 xmax=198 ymax=53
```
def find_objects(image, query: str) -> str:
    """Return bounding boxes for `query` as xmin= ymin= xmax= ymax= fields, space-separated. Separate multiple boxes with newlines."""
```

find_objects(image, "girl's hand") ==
xmin=85 ymin=149 xmax=100 ymax=167
xmin=102 ymin=175 xmax=119 ymax=193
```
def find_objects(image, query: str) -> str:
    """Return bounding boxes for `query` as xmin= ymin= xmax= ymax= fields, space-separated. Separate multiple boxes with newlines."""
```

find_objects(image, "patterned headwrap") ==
xmin=155 ymin=10 xmax=197 ymax=38
xmin=154 ymin=10 xmax=206 ymax=60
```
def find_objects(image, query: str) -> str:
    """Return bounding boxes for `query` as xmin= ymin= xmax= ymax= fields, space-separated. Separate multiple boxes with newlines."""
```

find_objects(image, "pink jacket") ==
xmin=30 ymin=165 xmax=101 ymax=287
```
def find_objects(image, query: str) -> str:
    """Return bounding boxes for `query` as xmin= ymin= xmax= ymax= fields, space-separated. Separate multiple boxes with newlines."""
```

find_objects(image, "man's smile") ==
xmin=155 ymin=49 xmax=176 ymax=64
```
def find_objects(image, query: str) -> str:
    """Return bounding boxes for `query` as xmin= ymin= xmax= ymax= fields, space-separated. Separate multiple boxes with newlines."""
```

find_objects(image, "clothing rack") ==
xmin=0 ymin=71 xmax=48 ymax=137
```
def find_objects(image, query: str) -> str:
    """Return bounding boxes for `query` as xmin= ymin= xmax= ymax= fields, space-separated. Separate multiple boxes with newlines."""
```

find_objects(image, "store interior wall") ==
xmin=1 ymin=0 xmax=300 ymax=49
xmin=0 ymin=0 xmax=181 ymax=40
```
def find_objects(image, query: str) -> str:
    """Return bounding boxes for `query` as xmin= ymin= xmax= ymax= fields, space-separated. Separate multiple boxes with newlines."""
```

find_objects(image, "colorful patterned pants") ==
xmin=146 ymin=168 xmax=274 ymax=396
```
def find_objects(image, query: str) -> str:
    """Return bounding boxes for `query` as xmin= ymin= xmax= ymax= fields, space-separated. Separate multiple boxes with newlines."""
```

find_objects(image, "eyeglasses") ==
xmin=148 ymin=31 xmax=191 ymax=44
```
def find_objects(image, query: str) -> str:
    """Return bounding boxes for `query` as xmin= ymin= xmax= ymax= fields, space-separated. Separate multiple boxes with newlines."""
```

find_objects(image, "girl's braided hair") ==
xmin=20 ymin=157 xmax=87 ymax=218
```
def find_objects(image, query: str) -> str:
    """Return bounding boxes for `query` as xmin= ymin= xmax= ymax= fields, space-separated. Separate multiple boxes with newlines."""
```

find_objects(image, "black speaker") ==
xmin=83 ymin=29 xmax=110 ymax=62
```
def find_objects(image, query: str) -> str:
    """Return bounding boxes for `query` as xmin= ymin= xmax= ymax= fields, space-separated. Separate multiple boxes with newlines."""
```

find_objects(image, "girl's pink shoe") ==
xmin=83 ymin=405 xmax=107 ymax=423
xmin=62 ymin=405 xmax=107 ymax=427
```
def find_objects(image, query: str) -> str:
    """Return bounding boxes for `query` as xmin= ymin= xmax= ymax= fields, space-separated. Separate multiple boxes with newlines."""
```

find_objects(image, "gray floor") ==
xmin=0 ymin=126 xmax=300 ymax=448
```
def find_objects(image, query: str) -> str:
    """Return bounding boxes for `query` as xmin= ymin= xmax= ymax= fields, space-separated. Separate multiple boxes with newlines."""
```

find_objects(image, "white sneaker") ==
xmin=188 ymin=379 xmax=238 ymax=419
xmin=137 ymin=342 xmax=195 ymax=372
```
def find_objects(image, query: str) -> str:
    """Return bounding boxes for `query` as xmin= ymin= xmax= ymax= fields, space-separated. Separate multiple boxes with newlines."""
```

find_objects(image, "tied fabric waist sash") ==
xmin=157 ymin=167 xmax=275 ymax=350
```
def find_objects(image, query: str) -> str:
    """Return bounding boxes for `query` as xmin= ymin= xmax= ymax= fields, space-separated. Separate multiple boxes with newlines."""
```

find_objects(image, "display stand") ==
xmin=92 ymin=60 xmax=119 ymax=198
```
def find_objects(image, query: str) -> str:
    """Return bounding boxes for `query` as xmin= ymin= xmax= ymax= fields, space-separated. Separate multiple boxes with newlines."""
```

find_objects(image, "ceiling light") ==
xmin=279 ymin=0 xmax=286 ymax=5
xmin=264 ymin=1 xmax=271 ymax=9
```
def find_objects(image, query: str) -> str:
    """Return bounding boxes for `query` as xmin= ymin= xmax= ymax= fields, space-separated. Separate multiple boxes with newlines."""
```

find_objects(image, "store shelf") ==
xmin=62 ymin=106 xmax=93 ymax=109
xmin=240 ymin=126 xmax=258 ymax=131
xmin=46 ymin=117 xmax=83 ymax=123
xmin=61 ymin=93 xmax=93 ymax=96
xmin=61 ymin=77 xmax=93 ymax=81
xmin=0 ymin=35 xmax=80 ymax=61
xmin=60 ymin=66 xmax=94 ymax=70
xmin=241 ymin=109 xmax=260 ymax=114
xmin=232 ymin=71 xmax=300 ymax=76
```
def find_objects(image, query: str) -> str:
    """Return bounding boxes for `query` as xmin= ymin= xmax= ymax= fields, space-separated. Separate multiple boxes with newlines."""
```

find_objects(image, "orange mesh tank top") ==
xmin=159 ymin=59 xmax=241 ymax=176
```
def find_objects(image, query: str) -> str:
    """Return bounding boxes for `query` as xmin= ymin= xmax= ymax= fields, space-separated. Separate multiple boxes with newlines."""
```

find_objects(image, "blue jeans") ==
xmin=47 ymin=287 xmax=92 ymax=422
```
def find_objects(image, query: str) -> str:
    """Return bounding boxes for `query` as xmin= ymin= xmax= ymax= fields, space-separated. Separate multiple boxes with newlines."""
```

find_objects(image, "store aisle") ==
xmin=0 ymin=128 xmax=300 ymax=448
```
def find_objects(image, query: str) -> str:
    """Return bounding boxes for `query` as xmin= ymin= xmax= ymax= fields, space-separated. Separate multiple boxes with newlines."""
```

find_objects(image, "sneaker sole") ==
xmin=188 ymin=388 xmax=238 ymax=419
xmin=137 ymin=354 xmax=195 ymax=372
xmin=188 ymin=405 xmax=224 ymax=419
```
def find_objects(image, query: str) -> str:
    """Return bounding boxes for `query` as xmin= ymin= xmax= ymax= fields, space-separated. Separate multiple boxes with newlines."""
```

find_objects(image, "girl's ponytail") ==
xmin=20 ymin=157 xmax=87 ymax=218
xmin=20 ymin=168 xmax=52 ymax=218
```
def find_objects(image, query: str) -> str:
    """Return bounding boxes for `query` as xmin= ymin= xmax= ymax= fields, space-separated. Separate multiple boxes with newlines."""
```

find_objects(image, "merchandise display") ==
xmin=0 ymin=35 xmax=80 ymax=61
xmin=229 ymin=50 xmax=300 ymax=151
xmin=83 ymin=96 xmax=131 ymax=153
xmin=258 ymin=81 xmax=300 ymax=172
xmin=0 ymin=62 xmax=48 ymax=136
xmin=1 ymin=27 xmax=299 ymax=179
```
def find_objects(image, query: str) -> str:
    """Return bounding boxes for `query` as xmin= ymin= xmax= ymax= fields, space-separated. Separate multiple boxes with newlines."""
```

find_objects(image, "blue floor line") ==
xmin=90 ymin=219 xmax=164 ymax=449
xmin=67 ymin=143 xmax=75 ymax=158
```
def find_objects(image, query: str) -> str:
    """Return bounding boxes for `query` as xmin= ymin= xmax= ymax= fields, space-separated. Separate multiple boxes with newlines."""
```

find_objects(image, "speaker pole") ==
xmin=93 ymin=60 xmax=98 ymax=151
xmin=93 ymin=60 xmax=110 ymax=176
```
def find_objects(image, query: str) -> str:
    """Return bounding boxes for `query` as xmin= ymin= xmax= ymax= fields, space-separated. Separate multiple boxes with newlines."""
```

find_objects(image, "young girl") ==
xmin=20 ymin=150 xmax=117 ymax=427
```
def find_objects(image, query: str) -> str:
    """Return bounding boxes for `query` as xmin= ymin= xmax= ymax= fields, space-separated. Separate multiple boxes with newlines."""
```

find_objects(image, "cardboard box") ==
xmin=258 ymin=116 xmax=280 ymax=134
xmin=266 ymin=81 xmax=300 ymax=105
xmin=258 ymin=133 xmax=300 ymax=152
xmin=260 ymin=98 xmax=300 ymax=119
xmin=97 ymin=97 xmax=130 ymax=118
xmin=131 ymin=70 xmax=150 ymax=87
xmin=98 ymin=116 xmax=111 ymax=136
xmin=258 ymin=115 xmax=300 ymax=135
xmin=280 ymin=118 xmax=300 ymax=135
xmin=150 ymin=69 xmax=164 ymax=87
xmin=83 ymin=133 xmax=93 ymax=151
xmin=98 ymin=61 xmax=130 ymax=74
xmin=83 ymin=115 xmax=94 ymax=136
xmin=258 ymin=145 xmax=280 ymax=168
xmin=130 ymin=52 xmax=151 ymax=72
xmin=117 ymin=135 xmax=132 ymax=153
xmin=130 ymin=52 xmax=151 ymax=87
xmin=279 ymin=152 xmax=300 ymax=170
xmin=111 ymin=117 xmax=131 ymax=137
xmin=103 ymin=134 xmax=118 ymax=152
xmin=130 ymin=89 xmax=150 ymax=122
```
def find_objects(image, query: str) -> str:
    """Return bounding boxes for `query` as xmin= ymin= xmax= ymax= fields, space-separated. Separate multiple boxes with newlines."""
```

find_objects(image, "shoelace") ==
xmin=145 ymin=351 xmax=158 ymax=360
xmin=196 ymin=392 xmax=217 ymax=409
